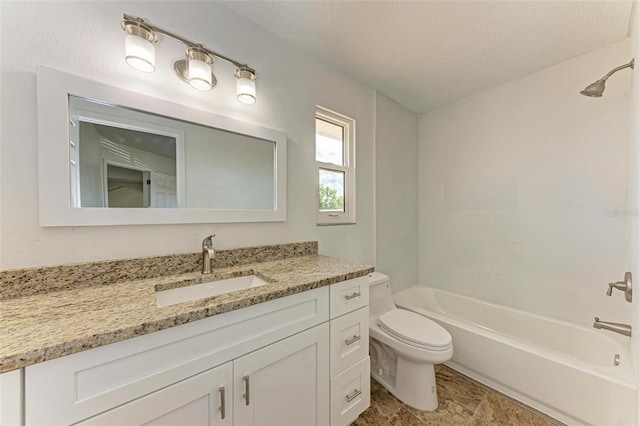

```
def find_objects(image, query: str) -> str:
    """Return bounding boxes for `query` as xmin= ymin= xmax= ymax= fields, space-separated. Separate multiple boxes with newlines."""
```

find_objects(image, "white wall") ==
xmin=628 ymin=2 xmax=640 ymax=422
xmin=0 ymin=1 xmax=375 ymax=269
xmin=375 ymin=93 xmax=418 ymax=292
xmin=418 ymin=39 xmax=632 ymax=328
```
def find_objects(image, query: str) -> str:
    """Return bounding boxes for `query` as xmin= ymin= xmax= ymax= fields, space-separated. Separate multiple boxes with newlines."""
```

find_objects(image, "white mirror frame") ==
xmin=37 ymin=66 xmax=287 ymax=226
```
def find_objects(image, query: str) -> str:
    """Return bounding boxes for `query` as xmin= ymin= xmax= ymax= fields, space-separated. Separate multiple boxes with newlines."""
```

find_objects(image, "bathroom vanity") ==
xmin=0 ymin=243 xmax=373 ymax=426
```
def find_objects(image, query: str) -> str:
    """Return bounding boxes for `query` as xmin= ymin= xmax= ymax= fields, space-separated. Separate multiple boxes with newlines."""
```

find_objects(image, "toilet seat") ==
xmin=377 ymin=309 xmax=452 ymax=351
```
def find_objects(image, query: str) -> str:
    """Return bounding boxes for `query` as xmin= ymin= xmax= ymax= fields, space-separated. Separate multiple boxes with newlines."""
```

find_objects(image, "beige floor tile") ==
xmin=435 ymin=366 xmax=487 ymax=412
xmin=352 ymin=405 xmax=391 ymax=426
xmin=404 ymin=390 xmax=475 ymax=426
xmin=355 ymin=368 xmax=561 ymax=426
xmin=370 ymin=379 xmax=404 ymax=417
xmin=383 ymin=407 xmax=428 ymax=426
xmin=470 ymin=392 xmax=555 ymax=426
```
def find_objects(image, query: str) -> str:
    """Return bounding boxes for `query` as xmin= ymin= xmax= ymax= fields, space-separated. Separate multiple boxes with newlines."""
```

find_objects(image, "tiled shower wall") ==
xmin=628 ymin=2 xmax=640 ymax=417
xmin=418 ymin=38 xmax=633 ymax=328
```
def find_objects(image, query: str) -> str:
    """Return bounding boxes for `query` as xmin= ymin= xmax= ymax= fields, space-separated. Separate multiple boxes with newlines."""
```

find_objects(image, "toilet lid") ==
xmin=378 ymin=309 xmax=452 ymax=350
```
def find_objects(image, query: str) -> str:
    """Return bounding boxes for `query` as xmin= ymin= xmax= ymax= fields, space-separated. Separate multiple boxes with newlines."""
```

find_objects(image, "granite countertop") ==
xmin=0 ymin=254 xmax=374 ymax=373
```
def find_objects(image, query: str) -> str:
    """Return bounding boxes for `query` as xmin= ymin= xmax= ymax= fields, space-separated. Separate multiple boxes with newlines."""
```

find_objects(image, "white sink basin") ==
xmin=156 ymin=275 xmax=269 ymax=307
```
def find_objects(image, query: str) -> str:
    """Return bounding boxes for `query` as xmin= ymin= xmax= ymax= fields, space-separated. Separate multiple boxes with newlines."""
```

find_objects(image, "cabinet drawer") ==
xmin=329 ymin=276 xmax=368 ymax=319
xmin=330 ymin=356 xmax=370 ymax=426
xmin=330 ymin=307 xmax=369 ymax=378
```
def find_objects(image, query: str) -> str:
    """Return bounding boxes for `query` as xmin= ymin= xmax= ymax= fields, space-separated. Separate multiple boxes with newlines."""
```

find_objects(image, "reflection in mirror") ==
xmin=69 ymin=96 xmax=275 ymax=210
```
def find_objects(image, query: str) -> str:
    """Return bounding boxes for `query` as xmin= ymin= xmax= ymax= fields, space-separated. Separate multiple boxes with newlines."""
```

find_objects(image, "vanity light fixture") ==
xmin=121 ymin=14 xmax=257 ymax=103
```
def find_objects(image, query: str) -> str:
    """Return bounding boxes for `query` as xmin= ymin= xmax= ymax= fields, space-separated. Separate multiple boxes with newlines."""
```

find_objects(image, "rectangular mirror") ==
xmin=37 ymin=67 xmax=286 ymax=226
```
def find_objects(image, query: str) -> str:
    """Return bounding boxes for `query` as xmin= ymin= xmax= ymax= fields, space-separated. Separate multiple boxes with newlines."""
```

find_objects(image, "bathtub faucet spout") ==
xmin=593 ymin=317 xmax=631 ymax=337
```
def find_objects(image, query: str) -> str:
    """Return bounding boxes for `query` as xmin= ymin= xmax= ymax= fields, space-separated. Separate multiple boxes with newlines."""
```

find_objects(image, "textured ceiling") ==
xmin=223 ymin=1 xmax=633 ymax=113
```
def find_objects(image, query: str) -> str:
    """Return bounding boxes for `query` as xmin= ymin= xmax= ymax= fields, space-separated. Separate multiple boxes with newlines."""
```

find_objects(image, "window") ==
xmin=315 ymin=106 xmax=355 ymax=224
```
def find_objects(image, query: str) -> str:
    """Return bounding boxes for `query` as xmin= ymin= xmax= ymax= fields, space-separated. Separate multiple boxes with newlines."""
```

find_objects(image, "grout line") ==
xmin=384 ymin=403 xmax=403 ymax=420
xmin=469 ymin=392 xmax=487 ymax=420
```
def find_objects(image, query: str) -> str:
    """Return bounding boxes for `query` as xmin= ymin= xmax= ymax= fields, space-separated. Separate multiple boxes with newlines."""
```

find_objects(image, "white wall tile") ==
xmin=444 ymin=177 xmax=517 ymax=210
xmin=628 ymin=0 xmax=640 ymax=400
xmin=418 ymin=39 xmax=632 ymax=327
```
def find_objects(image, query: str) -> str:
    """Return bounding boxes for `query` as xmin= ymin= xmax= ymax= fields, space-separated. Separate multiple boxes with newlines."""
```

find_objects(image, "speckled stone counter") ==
xmin=0 ymin=243 xmax=374 ymax=373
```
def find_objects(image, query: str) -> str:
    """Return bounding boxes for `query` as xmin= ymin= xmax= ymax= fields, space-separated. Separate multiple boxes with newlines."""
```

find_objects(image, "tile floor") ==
xmin=353 ymin=365 xmax=562 ymax=426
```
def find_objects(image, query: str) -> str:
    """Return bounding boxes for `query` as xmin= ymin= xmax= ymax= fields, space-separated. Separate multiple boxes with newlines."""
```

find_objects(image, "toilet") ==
xmin=368 ymin=272 xmax=453 ymax=411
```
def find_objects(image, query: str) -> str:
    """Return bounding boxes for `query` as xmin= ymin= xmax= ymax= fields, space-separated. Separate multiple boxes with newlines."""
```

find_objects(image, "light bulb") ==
xmin=184 ymin=46 xmax=214 ymax=91
xmin=188 ymin=58 xmax=212 ymax=91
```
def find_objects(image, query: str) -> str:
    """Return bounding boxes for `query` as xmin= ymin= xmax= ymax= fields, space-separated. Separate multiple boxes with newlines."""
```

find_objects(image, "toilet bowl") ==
xmin=368 ymin=272 xmax=453 ymax=411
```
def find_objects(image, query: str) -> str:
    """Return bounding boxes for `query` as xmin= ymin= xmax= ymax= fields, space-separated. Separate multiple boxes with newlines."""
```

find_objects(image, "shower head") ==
xmin=580 ymin=58 xmax=634 ymax=98
xmin=580 ymin=79 xmax=606 ymax=97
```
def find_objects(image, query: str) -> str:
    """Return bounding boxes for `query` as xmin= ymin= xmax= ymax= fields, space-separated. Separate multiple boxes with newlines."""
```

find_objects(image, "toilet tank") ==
xmin=369 ymin=272 xmax=396 ymax=316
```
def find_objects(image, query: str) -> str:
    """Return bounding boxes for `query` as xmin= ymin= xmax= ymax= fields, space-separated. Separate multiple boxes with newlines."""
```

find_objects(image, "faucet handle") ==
xmin=605 ymin=272 xmax=632 ymax=302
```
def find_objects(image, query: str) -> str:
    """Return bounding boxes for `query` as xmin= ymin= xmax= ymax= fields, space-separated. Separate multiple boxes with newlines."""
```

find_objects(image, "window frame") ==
xmin=315 ymin=106 xmax=356 ymax=225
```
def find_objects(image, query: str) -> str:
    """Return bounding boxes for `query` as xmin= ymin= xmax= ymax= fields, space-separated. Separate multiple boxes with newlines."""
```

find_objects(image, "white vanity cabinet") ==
xmin=71 ymin=324 xmax=329 ymax=426
xmin=22 ymin=276 xmax=369 ymax=426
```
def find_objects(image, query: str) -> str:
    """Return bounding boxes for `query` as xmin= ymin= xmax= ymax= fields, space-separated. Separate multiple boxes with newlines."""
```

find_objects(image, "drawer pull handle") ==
xmin=345 ymin=388 xmax=362 ymax=403
xmin=219 ymin=387 xmax=226 ymax=419
xmin=345 ymin=335 xmax=361 ymax=345
xmin=243 ymin=375 xmax=250 ymax=406
xmin=344 ymin=292 xmax=361 ymax=300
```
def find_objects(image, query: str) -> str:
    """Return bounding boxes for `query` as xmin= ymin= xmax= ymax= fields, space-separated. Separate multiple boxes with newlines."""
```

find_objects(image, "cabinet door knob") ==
xmin=345 ymin=388 xmax=362 ymax=403
xmin=344 ymin=292 xmax=361 ymax=300
xmin=345 ymin=335 xmax=361 ymax=345
xmin=243 ymin=375 xmax=251 ymax=406
xmin=219 ymin=387 xmax=226 ymax=419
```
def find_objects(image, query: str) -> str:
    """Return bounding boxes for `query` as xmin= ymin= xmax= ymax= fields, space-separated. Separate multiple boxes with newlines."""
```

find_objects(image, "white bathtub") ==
xmin=393 ymin=286 xmax=636 ymax=426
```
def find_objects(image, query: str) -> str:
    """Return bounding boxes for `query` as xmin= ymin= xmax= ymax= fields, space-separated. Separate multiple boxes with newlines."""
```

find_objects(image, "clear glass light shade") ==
xmin=125 ymin=33 xmax=155 ymax=73
xmin=188 ymin=58 xmax=213 ymax=91
xmin=237 ymin=77 xmax=256 ymax=104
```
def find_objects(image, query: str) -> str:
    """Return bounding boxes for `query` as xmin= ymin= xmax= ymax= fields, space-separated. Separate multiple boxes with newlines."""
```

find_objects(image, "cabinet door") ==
xmin=0 ymin=369 xmax=23 ymax=426
xmin=78 ymin=362 xmax=232 ymax=426
xmin=234 ymin=323 xmax=330 ymax=426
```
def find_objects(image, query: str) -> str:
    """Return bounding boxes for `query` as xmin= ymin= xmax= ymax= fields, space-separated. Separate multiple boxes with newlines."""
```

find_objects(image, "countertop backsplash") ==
xmin=0 ymin=241 xmax=318 ymax=300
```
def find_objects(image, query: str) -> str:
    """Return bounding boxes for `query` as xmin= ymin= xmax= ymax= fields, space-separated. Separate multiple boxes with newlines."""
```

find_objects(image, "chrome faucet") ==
xmin=593 ymin=317 xmax=631 ymax=337
xmin=202 ymin=234 xmax=216 ymax=275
